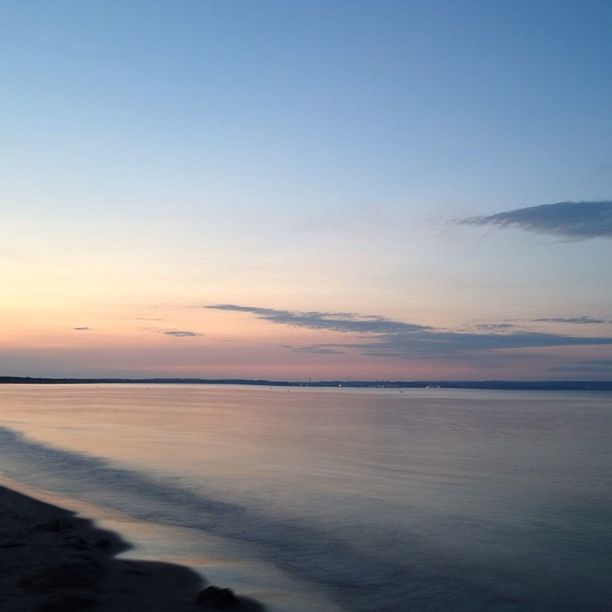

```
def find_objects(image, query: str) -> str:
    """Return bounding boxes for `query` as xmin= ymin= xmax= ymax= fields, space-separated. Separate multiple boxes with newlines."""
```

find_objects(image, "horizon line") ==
xmin=1 ymin=376 xmax=611 ymax=391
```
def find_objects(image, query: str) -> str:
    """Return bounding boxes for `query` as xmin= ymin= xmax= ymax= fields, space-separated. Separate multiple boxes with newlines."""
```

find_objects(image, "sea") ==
xmin=0 ymin=384 xmax=611 ymax=611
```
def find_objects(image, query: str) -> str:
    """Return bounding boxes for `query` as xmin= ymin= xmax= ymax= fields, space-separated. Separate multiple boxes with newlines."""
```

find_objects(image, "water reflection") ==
xmin=0 ymin=385 xmax=611 ymax=611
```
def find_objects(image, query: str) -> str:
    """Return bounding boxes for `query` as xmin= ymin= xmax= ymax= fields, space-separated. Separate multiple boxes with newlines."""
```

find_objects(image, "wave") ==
xmin=0 ymin=426 xmax=529 ymax=611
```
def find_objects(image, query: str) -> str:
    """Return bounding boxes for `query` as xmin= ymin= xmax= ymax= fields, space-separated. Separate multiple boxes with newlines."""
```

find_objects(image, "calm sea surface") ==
xmin=0 ymin=384 xmax=611 ymax=611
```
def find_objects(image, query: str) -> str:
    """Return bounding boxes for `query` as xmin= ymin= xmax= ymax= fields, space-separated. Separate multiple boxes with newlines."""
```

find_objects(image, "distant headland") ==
xmin=1 ymin=377 xmax=611 ymax=391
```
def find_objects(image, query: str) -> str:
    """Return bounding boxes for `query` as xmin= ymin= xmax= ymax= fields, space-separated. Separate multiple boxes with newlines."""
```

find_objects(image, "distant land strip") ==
xmin=0 ymin=377 xmax=611 ymax=391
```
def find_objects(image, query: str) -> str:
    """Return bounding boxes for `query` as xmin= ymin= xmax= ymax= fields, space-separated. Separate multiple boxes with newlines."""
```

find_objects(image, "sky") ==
xmin=1 ymin=0 xmax=612 ymax=380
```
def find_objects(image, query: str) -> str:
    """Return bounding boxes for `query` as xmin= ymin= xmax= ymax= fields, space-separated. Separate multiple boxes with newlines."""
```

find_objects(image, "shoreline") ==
xmin=0 ymin=483 xmax=264 ymax=611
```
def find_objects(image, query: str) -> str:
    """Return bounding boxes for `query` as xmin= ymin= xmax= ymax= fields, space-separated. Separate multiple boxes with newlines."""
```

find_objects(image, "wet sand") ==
xmin=0 ymin=484 xmax=264 ymax=611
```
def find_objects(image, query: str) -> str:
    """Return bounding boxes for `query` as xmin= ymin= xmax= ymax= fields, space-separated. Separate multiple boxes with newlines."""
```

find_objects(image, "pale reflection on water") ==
xmin=1 ymin=384 xmax=612 ymax=611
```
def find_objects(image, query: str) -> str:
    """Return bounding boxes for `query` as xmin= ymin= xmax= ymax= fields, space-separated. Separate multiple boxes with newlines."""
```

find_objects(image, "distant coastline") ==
xmin=1 ymin=377 xmax=611 ymax=391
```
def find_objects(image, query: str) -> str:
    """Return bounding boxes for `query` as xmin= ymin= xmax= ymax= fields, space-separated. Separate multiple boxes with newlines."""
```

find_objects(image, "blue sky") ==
xmin=1 ymin=1 xmax=611 ymax=379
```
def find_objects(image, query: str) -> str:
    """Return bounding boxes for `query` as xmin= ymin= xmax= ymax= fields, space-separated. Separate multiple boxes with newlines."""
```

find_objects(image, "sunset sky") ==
xmin=2 ymin=1 xmax=612 ymax=379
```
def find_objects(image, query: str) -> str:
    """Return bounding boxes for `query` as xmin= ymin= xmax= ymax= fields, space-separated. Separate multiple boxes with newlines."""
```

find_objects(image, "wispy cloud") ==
xmin=459 ymin=201 xmax=612 ymax=240
xmin=534 ymin=316 xmax=608 ymax=324
xmin=207 ymin=304 xmax=427 ymax=334
xmin=357 ymin=330 xmax=612 ymax=358
xmin=163 ymin=330 xmax=201 ymax=338
xmin=471 ymin=323 xmax=517 ymax=331
xmin=208 ymin=303 xmax=612 ymax=359
xmin=282 ymin=344 xmax=344 ymax=355
xmin=549 ymin=360 xmax=612 ymax=374
xmin=73 ymin=326 xmax=91 ymax=331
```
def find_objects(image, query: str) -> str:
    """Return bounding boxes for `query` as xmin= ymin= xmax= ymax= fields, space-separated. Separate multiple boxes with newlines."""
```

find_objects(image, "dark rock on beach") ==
xmin=195 ymin=585 xmax=240 ymax=608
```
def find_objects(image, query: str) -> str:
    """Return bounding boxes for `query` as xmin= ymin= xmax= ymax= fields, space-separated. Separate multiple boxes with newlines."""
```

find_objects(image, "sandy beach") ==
xmin=0 ymin=484 xmax=263 ymax=612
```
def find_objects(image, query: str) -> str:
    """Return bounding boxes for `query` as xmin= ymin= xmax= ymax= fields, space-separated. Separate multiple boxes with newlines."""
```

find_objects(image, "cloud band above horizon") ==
xmin=207 ymin=304 xmax=612 ymax=359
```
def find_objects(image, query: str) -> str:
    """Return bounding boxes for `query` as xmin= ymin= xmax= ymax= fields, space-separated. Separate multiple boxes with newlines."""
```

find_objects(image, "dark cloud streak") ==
xmin=460 ymin=201 xmax=612 ymax=240
xmin=534 ymin=316 xmax=607 ymax=324
xmin=163 ymin=330 xmax=201 ymax=338
xmin=282 ymin=344 xmax=344 ymax=355
xmin=472 ymin=323 xmax=517 ymax=331
xmin=359 ymin=330 xmax=612 ymax=358
xmin=207 ymin=304 xmax=427 ymax=334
